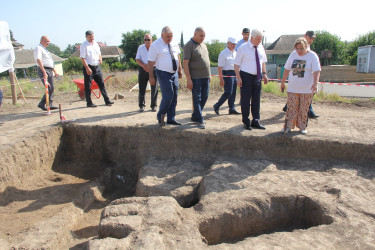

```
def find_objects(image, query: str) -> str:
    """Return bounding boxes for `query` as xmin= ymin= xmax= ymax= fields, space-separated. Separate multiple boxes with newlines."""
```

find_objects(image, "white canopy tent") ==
xmin=0 ymin=21 xmax=15 ymax=73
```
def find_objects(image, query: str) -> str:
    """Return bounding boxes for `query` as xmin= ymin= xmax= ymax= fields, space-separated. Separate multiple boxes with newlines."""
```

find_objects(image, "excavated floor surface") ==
xmin=0 ymin=92 xmax=374 ymax=249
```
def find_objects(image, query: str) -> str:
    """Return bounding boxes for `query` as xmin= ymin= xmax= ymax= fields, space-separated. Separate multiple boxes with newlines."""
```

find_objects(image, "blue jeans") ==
xmin=192 ymin=78 xmax=209 ymax=123
xmin=214 ymin=70 xmax=237 ymax=111
xmin=156 ymin=69 xmax=179 ymax=122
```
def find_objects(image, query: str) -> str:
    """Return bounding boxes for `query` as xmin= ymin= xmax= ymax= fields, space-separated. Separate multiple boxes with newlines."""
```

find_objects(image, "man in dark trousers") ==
xmin=183 ymin=27 xmax=211 ymax=129
xmin=136 ymin=33 xmax=158 ymax=112
xmin=34 ymin=36 xmax=59 ymax=111
xmin=148 ymin=26 xmax=182 ymax=127
xmin=234 ymin=29 xmax=268 ymax=130
xmin=80 ymin=30 xmax=113 ymax=107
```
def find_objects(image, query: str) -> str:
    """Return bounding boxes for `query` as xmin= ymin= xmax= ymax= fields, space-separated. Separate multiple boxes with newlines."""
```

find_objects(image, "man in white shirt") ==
xmin=34 ymin=36 xmax=59 ymax=111
xmin=234 ymin=29 xmax=269 ymax=130
xmin=213 ymin=37 xmax=240 ymax=115
xmin=80 ymin=30 xmax=113 ymax=107
xmin=148 ymin=26 xmax=182 ymax=127
xmin=235 ymin=28 xmax=250 ymax=51
xmin=136 ymin=33 xmax=158 ymax=112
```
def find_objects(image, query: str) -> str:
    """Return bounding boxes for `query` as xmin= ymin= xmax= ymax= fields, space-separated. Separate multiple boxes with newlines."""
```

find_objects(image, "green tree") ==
xmin=62 ymin=57 xmax=82 ymax=73
xmin=119 ymin=29 xmax=157 ymax=62
xmin=60 ymin=43 xmax=80 ymax=58
xmin=310 ymin=31 xmax=346 ymax=65
xmin=10 ymin=30 xmax=15 ymax=42
xmin=180 ymin=32 xmax=184 ymax=48
xmin=206 ymin=39 xmax=226 ymax=64
xmin=47 ymin=43 xmax=62 ymax=56
xmin=345 ymin=31 xmax=375 ymax=65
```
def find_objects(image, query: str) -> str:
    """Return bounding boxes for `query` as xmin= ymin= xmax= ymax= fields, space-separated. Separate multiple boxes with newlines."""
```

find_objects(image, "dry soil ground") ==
xmin=0 ymin=90 xmax=374 ymax=249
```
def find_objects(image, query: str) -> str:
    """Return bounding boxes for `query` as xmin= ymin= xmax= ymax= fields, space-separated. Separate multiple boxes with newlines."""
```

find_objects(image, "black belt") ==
xmin=88 ymin=64 xmax=99 ymax=68
xmin=240 ymin=71 xmax=257 ymax=77
xmin=43 ymin=66 xmax=53 ymax=70
xmin=223 ymin=70 xmax=235 ymax=73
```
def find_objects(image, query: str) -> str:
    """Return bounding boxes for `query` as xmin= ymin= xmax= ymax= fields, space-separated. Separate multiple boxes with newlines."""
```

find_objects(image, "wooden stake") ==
xmin=8 ymin=71 xmax=17 ymax=105
xmin=14 ymin=74 xmax=27 ymax=103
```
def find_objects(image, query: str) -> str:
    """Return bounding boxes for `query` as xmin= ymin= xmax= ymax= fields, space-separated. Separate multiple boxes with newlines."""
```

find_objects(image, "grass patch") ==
xmin=262 ymin=81 xmax=287 ymax=97
xmin=263 ymin=81 xmax=361 ymax=104
xmin=314 ymin=91 xmax=359 ymax=103
xmin=370 ymin=97 xmax=375 ymax=102
xmin=57 ymin=76 xmax=78 ymax=92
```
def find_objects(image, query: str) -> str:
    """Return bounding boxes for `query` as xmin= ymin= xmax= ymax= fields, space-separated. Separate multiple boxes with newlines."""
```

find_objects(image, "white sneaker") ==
xmin=300 ymin=129 xmax=307 ymax=135
xmin=281 ymin=127 xmax=290 ymax=134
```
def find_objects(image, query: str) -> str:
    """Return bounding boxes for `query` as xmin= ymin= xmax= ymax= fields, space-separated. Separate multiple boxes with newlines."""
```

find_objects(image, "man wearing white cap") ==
xmin=213 ymin=37 xmax=240 ymax=115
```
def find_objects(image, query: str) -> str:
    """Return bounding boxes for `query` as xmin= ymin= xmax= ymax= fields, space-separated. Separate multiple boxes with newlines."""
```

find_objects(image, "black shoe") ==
xmin=191 ymin=117 xmax=200 ymax=123
xmin=151 ymin=107 xmax=157 ymax=112
xmin=251 ymin=120 xmax=266 ymax=130
xmin=167 ymin=121 xmax=182 ymax=125
xmin=282 ymin=105 xmax=287 ymax=112
xmin=158 ymin=114 xmax=165 ymax=127
xmin=37 ymin=103 xmax=47 ymax=111
xmin=244 ymin=124 xmax=252 ymax=130
xmin=106 ymin=101 xmax=114 ymax=106
xmin=309 ymin=112 xmax=319 ymax=119
xmin=87 ymin=103 xmax=97 ymax=108
xmin=213 ymin=105 xmax=219 ymax=115
xmin=229 ymin=109 xmax=241 ymax=115
xmin=50 ymin=106 xmax=58 ymax=110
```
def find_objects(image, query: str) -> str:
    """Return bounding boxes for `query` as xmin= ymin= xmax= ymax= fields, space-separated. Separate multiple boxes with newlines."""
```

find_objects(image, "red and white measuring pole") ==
xmin=44 ymin=79 xmax=52 ymax=115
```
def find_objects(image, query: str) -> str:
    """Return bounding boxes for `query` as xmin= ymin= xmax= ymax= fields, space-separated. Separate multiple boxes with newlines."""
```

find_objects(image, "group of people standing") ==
xmin=34 ymin=27 xmax=321 ymax=134
xmin=34 ymin=30 xmax=113 ymax=111
xmin=139 ymin=26 xmax=270 ymax=130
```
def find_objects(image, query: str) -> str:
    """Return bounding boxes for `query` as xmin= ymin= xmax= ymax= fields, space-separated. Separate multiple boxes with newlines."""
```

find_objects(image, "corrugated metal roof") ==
xmin=266 ymin=34 xmax=303 ymax=54
xmin=71 ymin=45 xmax=124 ymax=58
xmin=14 ymin=49 xmax=65 ymax=69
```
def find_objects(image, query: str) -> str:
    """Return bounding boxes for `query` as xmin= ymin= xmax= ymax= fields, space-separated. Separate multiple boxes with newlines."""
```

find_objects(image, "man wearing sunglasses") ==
xmin=136 ymin=33 xmax=158 ymax=112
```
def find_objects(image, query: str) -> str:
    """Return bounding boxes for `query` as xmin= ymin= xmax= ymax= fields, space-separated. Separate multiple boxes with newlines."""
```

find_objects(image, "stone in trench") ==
xmin=136 ymin=159 xmax=205 ymax=207
xmin=91 ymin=196 xmax=206 ymax=249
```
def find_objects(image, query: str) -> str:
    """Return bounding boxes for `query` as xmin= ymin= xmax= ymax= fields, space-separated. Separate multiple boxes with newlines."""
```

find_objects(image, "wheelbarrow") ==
xmin=73 ymin=75 xmax=115 ymax=100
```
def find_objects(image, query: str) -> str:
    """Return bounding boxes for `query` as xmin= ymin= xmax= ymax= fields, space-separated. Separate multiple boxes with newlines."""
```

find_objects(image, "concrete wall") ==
xmin=54 ymin=62 xmax=64 ymax=76
xmin=320 ymin=65 xmax=375 ymax=83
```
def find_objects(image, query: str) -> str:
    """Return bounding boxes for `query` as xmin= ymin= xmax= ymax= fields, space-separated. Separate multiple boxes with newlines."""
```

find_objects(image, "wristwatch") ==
xmin=262 ymin=72 xmax=267 ymax=75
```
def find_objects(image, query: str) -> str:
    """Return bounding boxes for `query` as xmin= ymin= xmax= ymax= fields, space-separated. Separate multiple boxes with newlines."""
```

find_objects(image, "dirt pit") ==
xmin=1 ymin=124 xmax=374 ymax=249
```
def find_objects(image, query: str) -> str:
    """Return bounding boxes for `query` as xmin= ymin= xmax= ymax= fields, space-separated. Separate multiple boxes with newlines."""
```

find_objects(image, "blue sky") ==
xmin=1 ymin=0 xmax=374 ymax=50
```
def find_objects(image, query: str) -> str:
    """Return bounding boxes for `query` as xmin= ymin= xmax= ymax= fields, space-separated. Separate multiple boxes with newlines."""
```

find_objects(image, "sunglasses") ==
xmin=144 ymin=39 xmax=151 ymax=41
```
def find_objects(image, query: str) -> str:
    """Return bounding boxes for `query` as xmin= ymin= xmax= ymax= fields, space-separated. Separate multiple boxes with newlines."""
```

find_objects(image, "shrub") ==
xmin=127 ymin=58 xmax=139 ymax=70
xmin=63 ymin=57 xmax=82 ymax=73
xmin=110 ymin=61 xmax=127 ymax=71
xmin=262 ymin=81 xmax=287 ymax=97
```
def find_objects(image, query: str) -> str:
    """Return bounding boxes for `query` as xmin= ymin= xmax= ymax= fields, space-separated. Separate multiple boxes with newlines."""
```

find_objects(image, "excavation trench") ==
xmin=0 ymin=124 xmax=373 ymax=248
xmin=198 ymin=195 xmax=333 ymax=245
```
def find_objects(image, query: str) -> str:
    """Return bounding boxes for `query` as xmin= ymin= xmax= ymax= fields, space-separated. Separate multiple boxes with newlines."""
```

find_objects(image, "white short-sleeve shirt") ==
xmin=80 ymin=40 xmax=101 ymax=66
xmin=234 ymin=41 xmax=267 ymax=75
xmin=135 ymin=44 xmax=149 ymax=64
xmin=147 ymin=37 xmax=180 ymax=73
xmin=284 ymin=50 xmax=321 ymax=93
xmin=34 ymin=44 xmax=54 ymax=68
xmin=218 ymin=47 xmax=236 ymax=70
